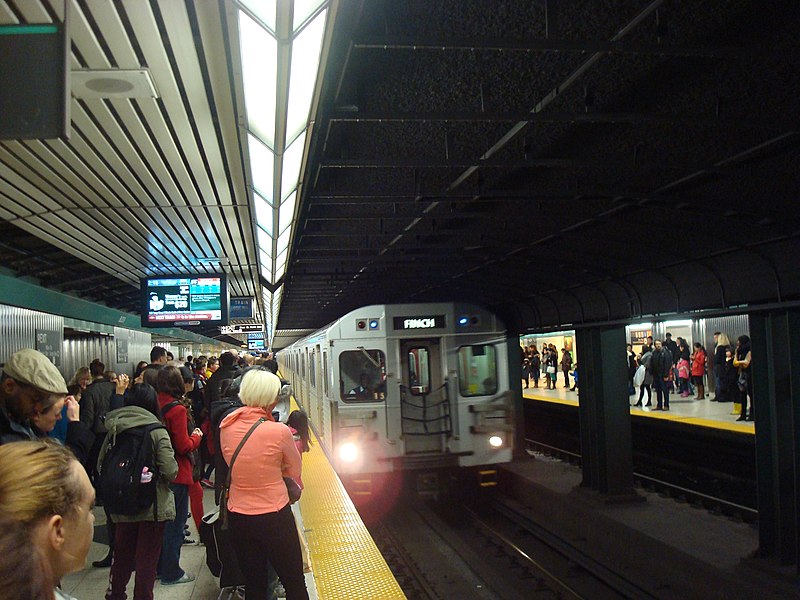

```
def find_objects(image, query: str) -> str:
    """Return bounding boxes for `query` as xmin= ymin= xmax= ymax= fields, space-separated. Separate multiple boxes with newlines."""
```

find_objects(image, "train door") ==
xmin=399 ymin=339 xmax=450 ymax=454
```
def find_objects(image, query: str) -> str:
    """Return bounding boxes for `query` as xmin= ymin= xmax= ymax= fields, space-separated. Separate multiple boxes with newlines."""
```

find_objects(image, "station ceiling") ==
xmin=1 ymin=0 xmax=799 ymax=348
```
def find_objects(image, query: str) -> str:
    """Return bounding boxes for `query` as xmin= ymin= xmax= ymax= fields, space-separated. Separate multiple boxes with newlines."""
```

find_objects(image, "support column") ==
xmin=508 ymin=337 xmax=526 ymax=459
xmin=749 ymin=309 xmax=800 ymax=568
xmin=575 ymin=326 xmax=637 ymax=498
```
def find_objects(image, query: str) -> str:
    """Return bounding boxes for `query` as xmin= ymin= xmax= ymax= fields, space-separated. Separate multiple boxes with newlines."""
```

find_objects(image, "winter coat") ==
xmin=691 ymin=349 xmax=706 ymax=377
xmin=649 ymin=348 xmax=673 ymax=379
xmin=80 ymin=379 xmax=116 ymax=434
xmin=714 ymin=344 xmax=728 ymax=370
xmin=99 ymin=406 xmax=178 ymax=523
xmin=158 ymin=392 xmax=201 ymax=486
xmin=638 ymin=351 xmax=654 ymax=385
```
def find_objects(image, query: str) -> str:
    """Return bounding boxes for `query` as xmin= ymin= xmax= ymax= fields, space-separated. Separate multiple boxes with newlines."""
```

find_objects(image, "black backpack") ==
xmin=99 ymin=423 xmax=165 ymax=516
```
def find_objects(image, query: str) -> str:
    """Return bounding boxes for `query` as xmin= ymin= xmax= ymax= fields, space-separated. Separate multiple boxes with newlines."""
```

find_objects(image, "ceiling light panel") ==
xmin=254 ymin=194 xmax=274 ymax=235
xmin=281 ymin=129 xmax=306 ymax=200
xmin=239 ymin=11 xmax=278 ymax=148
xmin=286 ymin=11 xmax=326 ymax=141
xmin=292 ymin=0 xmax=325 ymax=30
xmin=248 ymin=133 xmax=275 ymax=201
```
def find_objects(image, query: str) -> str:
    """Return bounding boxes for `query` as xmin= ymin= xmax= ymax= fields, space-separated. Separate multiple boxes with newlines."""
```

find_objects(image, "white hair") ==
xmin=239 ymin=369 xmax=281 ymax=409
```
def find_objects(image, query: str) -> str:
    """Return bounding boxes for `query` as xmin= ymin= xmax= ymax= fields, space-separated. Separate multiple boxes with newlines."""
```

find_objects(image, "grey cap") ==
xmin=2 ymin=349 xmax=68 ymax=395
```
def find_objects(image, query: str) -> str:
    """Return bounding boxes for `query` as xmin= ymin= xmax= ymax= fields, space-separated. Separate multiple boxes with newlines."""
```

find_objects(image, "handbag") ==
xmin=546 ymin=365 xmax=556 ymax=374
xmin=220 ymin=417 xmax=265 ymax=531
xmin=737 ymin=370 xmax=748 ymax=392
xmin=284 ymin=476 xmax=302 ymax=504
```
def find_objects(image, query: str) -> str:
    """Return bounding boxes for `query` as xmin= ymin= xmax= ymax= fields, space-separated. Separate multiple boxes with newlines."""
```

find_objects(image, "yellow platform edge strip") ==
xmin=289 ymin=397 xmax=407 ymax=600
xmin=524 ymin=393 xmax=755 ymax=435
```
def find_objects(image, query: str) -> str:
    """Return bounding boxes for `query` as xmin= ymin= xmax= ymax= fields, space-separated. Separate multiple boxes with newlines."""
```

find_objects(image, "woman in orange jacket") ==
xmin=220 ymin=369 xmax=307 ymax=599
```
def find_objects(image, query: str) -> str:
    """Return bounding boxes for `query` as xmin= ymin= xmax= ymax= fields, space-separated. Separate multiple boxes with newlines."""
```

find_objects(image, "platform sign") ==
xmin=630 ymin=329 xmax=652 ymax=348
xmin=220 ymin=324 xmax=264 ymax=334
xmin=35 ymin=328 xmax=62 ymax=367
xmin=116 ymin=338 xmax=129 ymax=364
xmin=230 ymin=297 xmax=254 ymax=320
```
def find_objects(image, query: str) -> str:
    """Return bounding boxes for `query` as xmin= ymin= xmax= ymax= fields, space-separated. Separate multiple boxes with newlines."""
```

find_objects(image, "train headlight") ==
xmin=338 ymin=442 xmax=360 ymax=463
xmin=488 ymin=435 xmax=504 ymax=448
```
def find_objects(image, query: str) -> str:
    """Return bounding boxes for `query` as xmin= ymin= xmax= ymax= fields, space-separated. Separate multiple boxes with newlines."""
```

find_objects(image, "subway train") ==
xmin=277 ymin=302 xmax=514 ymax=512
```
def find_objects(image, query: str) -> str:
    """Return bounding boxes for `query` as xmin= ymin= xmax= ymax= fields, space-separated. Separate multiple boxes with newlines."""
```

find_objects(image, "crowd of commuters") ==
xmin=0 ymin=344 xmax=309 ymax=599
xmin=521 ymin=343 xmax=575 ymax=391
xmin=629 ymin=331 xmax=754 ymax=421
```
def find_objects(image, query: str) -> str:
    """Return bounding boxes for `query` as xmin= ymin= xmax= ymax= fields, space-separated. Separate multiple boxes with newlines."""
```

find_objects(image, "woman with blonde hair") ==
xmin=219 ymin=369 xmax=307 ymax=599
xmin=0 ymin=440 xmax=96 ymax=600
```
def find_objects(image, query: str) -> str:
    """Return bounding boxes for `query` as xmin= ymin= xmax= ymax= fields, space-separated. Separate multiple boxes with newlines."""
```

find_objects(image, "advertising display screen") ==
xmin=141 ymin=275 xmax=229 ymax=327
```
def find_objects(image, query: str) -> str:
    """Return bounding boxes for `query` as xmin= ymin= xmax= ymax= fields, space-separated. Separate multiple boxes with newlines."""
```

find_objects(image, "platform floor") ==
xmin=61 ymin=487 xmax=318 ymax=599
xmin=523 ymin=381 xmax=755 ymax=434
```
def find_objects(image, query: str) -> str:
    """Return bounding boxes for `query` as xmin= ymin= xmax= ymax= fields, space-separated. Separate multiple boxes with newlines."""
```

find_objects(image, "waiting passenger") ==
xmin=733 ymin=335 xmax=753 ymax=422
xmin=156 ymin=366 xmax=203 ymax=585
xmin=691 ymin=343 xmax=707 ymax=399
xmin=80 ymin=359 xmax=115 ymax=482
xmin=649 ymin=340 xmax=672 ymax=411
xmin=219 ymin=369 xmax=308 ymax=599
xmin=0 ymin=440 xmax=96 ymax=600
xmin=100 ymin=384 xmax=179 ymax=600
xmin=560 ymin=348 xmax=572 ymax=389
xmin=711 ymin=332 xmax=731 ymax=401
xmin=0 ymin=516 xmax=55 ymax=600
xmin=633 ymin=346 xmax=653 ymax=408
xmin=287 ymin=409 xmax=312 ymax=573
xmin=717 ymin=348 xmax=738 ymax=404
xmin=1 ymin=348 xmax=69 ymax=446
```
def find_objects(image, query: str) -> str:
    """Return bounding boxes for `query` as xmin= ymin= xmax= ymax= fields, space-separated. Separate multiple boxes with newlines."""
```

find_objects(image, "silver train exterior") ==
xmin=277 ymin=302 xmax=514 ymax=500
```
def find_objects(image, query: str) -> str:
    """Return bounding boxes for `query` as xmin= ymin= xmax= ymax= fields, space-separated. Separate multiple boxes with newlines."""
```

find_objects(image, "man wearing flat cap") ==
xmin=0 ymin=348 xmax=70 ymax=445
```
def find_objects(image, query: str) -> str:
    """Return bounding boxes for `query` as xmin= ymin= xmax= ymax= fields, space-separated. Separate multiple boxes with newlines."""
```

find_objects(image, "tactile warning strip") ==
xmin=295 ymin=405 xmax=406 ymax=599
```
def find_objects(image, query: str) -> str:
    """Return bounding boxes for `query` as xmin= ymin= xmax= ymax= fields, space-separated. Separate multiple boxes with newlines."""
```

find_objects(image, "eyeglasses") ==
xmin=17 ymin=382 xmax=57 ymax=406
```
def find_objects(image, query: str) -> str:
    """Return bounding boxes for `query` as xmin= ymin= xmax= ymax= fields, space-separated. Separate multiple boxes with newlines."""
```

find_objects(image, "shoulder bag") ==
xmin=220 ymin=417 xmax=266 ymax=530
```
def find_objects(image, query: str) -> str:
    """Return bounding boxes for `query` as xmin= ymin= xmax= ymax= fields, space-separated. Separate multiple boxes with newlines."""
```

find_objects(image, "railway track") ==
xmin=525 ymin=438 xmax=759 ymax=523
xmin=370 ymin=494 xmax=645 ymax=600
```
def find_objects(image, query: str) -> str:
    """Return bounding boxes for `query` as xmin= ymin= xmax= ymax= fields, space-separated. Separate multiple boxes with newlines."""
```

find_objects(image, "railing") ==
xmin=399 ymin=382 xmax=452 ymax=436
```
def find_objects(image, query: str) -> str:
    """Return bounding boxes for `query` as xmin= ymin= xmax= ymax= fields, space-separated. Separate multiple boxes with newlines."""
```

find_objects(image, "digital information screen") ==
xmin=247 ymin=332 xmax=265 ymax=350
xmin=145 ymin=277 xmax=224 ymax=323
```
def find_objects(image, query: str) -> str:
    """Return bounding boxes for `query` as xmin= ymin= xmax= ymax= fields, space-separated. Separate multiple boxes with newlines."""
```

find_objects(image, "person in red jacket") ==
xmin=156 ymin=366 xmax=203 ymax=586
xmin=691 ymin=343 xmax=707 ymax=400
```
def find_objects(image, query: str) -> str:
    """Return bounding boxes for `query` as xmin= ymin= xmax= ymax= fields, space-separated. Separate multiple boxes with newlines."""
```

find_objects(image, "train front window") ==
xmin=407 ymin=347 xmax=431 ymax=395
xmin=457 ymin=344 xmax=498 ymax=396
xmin=340 ymin=349 xmax=386 ymax=403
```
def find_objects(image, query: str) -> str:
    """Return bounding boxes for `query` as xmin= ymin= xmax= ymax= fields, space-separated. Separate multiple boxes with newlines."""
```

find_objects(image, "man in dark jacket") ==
xmin=80 ymin=360 xmax=116 ymax=479
xmin=205 ymin=352 xmax=241 ymax=407
xmin=1 ymin=348 xmax=69 ymax=445
xmin=649 ymin=340 xmax=673 ymax=411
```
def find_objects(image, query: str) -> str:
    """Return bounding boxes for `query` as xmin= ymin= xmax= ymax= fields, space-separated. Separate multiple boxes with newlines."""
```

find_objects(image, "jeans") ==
xmin=653 ymin=378 xmax=670 ymax=409
xmin=158 ymin=483 xmax=188 ymax=582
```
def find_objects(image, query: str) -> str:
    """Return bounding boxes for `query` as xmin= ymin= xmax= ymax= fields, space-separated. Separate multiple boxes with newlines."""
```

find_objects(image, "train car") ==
xmin=277 ymin=302 xmax=514 ymax=515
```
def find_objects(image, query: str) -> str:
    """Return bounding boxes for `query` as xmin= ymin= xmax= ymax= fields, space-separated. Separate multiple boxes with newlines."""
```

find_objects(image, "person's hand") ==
xmin=193 ymin=427 xmax=203 ymax=437
xmin=65 ymin=396 xmax=80 ymax=422
xmin=134 ymin=373 xmax=144 ymax=385
xmin=116 ymin=374 xmax=129 ymax=395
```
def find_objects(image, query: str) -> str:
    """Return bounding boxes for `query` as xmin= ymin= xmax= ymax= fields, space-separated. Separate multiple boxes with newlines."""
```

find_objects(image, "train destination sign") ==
xmin=392 ymin=315 xmax=446 ymax=330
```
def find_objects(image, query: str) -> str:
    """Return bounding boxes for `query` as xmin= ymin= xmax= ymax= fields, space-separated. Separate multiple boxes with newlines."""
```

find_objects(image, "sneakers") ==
xmin=161 ymin=573 xmax=195 ymax=585
xmin=200 ymin=478 xmax=214 ymax=489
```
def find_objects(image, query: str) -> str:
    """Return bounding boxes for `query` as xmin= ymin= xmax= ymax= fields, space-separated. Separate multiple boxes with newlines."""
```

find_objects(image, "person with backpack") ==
xmin=156 ymin=366 xmax=203 ymax=586
xmin=98 ymin=384 xmax=178 ymax=600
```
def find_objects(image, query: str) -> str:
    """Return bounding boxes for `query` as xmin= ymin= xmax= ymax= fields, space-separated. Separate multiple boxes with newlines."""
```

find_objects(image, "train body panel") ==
xmin=278 ymin=303 xmax=514 ymax=485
